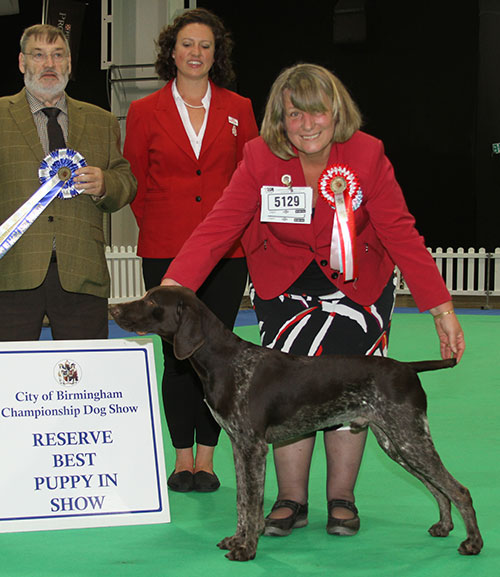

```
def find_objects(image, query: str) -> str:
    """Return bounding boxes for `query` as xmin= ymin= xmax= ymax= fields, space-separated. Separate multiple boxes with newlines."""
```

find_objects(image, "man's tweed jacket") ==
xmin=0 ymin=89 xmax=136 ymax=298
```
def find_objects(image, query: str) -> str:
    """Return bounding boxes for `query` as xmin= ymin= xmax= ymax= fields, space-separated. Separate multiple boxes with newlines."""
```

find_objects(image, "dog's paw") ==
xmin=217 ymin=535 xmax=257 ymax=561
xmin=217 ymin=536 xmax=234 ymax=550
xmin=224 ymin=546 xmax=256 ymax=562
xmin=428 ymin=521 xmax=453 ymax=537
xmin=458 ymin=536 xmax=483 ymax=556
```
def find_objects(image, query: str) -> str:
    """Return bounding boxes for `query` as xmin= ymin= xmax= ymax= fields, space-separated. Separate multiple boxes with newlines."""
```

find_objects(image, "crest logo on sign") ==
xmin=54 ymin=360 xmax=81 ymax=386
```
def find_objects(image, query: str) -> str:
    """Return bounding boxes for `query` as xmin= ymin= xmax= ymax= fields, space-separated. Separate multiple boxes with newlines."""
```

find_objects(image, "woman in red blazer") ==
xmin=124 ymin=8 xmax=258 ymax=494
xmin=163 ymin=64 xmax=465 ymax=535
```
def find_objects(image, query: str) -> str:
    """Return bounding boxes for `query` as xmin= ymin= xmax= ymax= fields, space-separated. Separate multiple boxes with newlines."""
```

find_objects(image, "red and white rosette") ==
xmin=318 ymin=164 xmax=363 ymax=281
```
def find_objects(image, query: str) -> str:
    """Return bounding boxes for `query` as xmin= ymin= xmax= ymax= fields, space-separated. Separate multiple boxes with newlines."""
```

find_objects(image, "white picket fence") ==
xmin=396 ymin=247 xmax=500 ymax=298
xmin=106 ymin=246 xmax=145 ymax=303
xmin=106 ymin=246 xmax=500 ymax=305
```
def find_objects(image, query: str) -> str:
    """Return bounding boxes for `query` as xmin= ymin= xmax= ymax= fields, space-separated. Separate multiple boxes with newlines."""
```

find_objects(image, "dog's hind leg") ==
xmin=369 ymin=416 xmax=483 ymax=555
xmin=370 ymin=423 xmax=454 ymax=534
xmin=217 ymin=437 xmax=268 ymax=561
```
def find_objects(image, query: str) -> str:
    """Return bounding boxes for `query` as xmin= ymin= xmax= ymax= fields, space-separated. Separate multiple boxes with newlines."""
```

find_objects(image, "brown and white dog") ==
xmin=109 ymin=286 xmax=483 ymax=561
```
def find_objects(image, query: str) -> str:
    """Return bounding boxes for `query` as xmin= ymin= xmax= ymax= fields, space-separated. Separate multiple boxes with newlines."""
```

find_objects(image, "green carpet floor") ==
xmin=1 ymin=312 xmax=498 ymax=577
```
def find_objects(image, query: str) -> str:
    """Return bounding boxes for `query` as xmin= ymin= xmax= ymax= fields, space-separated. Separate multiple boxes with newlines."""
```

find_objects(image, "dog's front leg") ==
xmin=217 ymin=437 xmax=268 ymax=561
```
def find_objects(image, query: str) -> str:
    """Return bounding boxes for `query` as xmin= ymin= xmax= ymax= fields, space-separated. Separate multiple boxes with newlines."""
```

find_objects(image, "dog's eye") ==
xmin=152 ymin=306 xmax=163 ymax=320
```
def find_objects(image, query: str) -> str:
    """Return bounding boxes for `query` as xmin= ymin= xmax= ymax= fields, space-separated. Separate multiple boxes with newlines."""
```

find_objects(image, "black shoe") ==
xmin=193 ymin=471 xmax=220 ymax=492
xmin=167 ymin=470 xmax=194 ymax=492
xmin=327 ymin=499 xmax=360 ymax=536
xmin=264 ymin=499 xmax=308 ymax=537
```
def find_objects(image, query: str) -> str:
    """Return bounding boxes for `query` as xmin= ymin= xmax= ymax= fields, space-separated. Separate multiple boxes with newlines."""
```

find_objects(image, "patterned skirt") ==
xmin=250 ymin=273 xmax=396 ymax=358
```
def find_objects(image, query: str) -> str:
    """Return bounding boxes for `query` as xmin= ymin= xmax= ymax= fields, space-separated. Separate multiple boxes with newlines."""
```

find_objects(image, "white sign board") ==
xmin=0 ymin=338 xmax=169 ymax=532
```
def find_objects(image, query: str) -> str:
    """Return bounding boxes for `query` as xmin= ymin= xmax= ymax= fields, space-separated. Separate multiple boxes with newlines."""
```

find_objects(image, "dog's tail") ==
xmin=406 ymin=358 xmax=457 ymax=373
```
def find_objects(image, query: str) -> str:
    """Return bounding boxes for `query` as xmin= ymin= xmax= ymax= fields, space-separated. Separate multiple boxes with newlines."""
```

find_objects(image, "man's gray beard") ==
xmin=24 ymin=71 xmax=69 ymax=102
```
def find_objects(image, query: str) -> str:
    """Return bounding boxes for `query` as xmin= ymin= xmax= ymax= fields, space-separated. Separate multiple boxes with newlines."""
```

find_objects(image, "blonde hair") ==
xmin=261 ymin=63 xmax=362 ymax=160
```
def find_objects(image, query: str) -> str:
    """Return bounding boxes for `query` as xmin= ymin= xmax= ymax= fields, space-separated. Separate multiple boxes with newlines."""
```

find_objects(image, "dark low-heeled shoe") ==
xmin=167 ymin=470 xmax=194 ymax=492
xmin=193 ymin=471 xmax=220 ymax=492
xmin=327 ymin=499 xmax=360 ymax=536
xmin=264 ymin=499 xmax=309 ymax=537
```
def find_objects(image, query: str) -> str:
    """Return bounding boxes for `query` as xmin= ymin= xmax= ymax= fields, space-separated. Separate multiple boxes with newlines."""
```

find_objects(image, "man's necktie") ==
xmin=42 ymin=107 xmax=66 ymax=152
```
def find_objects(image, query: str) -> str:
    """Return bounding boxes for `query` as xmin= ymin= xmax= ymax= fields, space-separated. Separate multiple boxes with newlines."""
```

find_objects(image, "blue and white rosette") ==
xmin=0 ymin=149 xmax=86 ymax=259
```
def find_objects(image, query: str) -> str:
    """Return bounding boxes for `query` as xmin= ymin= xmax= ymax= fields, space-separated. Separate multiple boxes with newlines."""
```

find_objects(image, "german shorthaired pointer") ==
xmin=109 ymin=286 xmax=483 ymax=562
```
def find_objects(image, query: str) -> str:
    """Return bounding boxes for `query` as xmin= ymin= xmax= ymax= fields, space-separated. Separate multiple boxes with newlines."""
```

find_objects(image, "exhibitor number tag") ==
xmin=260 ymin=186 xmax=312 ymax=224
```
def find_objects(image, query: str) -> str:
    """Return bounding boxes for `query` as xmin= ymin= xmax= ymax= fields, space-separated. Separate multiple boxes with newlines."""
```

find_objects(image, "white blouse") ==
xmin=172 ymin=79 xmax=211 ymax=159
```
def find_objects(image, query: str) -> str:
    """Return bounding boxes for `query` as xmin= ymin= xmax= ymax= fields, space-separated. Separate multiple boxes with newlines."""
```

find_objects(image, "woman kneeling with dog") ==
xmin=161 ymin=63 xmax=465 ymax=537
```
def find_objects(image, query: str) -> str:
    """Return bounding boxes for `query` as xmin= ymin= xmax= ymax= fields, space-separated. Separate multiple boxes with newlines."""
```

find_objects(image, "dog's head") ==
xmin=109 ymin=286 xmax=205 ymax=360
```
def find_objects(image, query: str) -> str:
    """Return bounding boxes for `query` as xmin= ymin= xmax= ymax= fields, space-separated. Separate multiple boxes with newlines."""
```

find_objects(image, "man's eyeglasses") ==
xmin=23 ymin=51 xmax=68 ymax=63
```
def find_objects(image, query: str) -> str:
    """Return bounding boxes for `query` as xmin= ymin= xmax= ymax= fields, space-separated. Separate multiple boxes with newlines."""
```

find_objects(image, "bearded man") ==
xmin=0 ymin=24 xmax=136 ymax=340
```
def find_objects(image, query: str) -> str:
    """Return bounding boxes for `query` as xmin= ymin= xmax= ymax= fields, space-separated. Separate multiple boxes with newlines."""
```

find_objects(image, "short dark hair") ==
xmin=155 ymin=8 xmax=235 ymax=87
xmin=20 ymin=24 xmax=70 ymax=54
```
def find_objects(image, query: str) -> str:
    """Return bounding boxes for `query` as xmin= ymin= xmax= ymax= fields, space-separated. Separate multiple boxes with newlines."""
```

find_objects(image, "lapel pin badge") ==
xmin=228 ymin=116 xmax=238 ymax=136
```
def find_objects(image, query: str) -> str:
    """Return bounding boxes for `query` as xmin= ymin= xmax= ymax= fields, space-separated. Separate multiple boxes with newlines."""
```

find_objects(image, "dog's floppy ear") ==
xmin=173 ymin=298 xmax=205 ymax=360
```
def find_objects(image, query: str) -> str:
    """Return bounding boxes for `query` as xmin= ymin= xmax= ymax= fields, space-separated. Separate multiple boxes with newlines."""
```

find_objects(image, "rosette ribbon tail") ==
xmin=332 ymin=187 xmax=358 ymax=281
xmin=318 ymin=164 xmax=362 ymax=282
xmin=0 ymin=149 xmax=86 ymax=259
xmin=0 ymin=175 xmax=65 ymax=258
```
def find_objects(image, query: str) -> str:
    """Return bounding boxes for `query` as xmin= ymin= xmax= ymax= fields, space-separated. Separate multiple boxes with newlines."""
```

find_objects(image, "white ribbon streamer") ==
xmin=0 ymin=149 xmax=86 ymax=259
xmin=331 ymin=179 xmax=356 ymax=280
